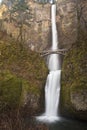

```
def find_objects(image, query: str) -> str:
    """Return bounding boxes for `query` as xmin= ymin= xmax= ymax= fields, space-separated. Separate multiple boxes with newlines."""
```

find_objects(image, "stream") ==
xmin=23 ymin=117 xmax=87 ymax=130
xmin=49 ymin=118 xmax=87 ymax=130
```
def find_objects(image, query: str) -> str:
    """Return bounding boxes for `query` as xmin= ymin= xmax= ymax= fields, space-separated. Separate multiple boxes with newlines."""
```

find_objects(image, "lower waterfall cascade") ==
xmin=36 ymin=3 xmax=61 ymax=123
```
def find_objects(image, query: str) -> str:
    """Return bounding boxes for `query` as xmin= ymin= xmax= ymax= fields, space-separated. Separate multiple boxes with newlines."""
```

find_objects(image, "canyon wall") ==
xmin=0 ymin=0 xmax=87 ymax=121
xmin=1 ymin=0 xmax=87 ymax=50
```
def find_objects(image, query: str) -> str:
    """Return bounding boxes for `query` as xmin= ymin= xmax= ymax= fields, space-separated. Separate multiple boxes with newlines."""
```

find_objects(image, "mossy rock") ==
xmin=0 ymin=34 xmax=48 ymax=115
xmin=0 ymin=70 xmax=22 ymax=111
xmin=60 ymin=39 xmax=87 ymax=120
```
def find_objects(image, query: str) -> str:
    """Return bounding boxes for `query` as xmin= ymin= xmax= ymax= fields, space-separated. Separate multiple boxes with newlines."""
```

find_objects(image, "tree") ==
xmin=10 ymin=0 xmax=32 ymax=43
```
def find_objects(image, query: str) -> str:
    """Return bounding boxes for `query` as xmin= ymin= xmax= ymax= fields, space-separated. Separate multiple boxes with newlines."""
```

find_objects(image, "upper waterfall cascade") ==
xmin=36 ymin=4 xmax=61 ymax=123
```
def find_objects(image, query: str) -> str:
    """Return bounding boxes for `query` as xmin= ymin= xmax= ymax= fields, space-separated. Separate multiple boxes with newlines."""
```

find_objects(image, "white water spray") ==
xmin=36 ymin=4 xmax=61 ymax=122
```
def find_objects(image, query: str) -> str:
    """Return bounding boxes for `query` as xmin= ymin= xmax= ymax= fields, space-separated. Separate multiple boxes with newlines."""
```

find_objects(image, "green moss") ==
xmin=0 ymin=69 xmax=43 ymax=111
xmin=61 ymin=39 xmax=87 ymax=119
xmin=22 ymin=79 xmax=41 ymax=95
xmin=0 ymin=71 xmax=22 ymax=111
xmin=0 ymin=33 xmax=48 ymax=112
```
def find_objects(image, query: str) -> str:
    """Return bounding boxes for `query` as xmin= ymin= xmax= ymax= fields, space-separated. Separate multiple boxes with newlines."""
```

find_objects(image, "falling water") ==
xmin=36 ymin=4 xmax=61 ymax=122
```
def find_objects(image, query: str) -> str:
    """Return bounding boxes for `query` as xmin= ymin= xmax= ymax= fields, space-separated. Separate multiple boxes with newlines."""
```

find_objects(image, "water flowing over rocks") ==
xmin=36 ymin=4 xmax=61 ymax=122
xmin=0 ymin=0 xmax=87 ymax=122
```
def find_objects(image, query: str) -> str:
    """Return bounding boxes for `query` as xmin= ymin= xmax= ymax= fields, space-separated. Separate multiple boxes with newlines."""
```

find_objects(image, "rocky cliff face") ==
xmin=0 ymin=0 xmax=51 ymax=51
xmin=61 ymin=36 xmax=87 ymax=120
xmin=0 ymin=34 xmax=48 ymax=117
xmin=57 ymin=0 xmax=77 ymax=48
xmin=60 ymin=0 xmax=87 ymax=121
xmin=0 ymin=0 xmax=87 ymax=121
xmin=1 ymin=0 xmax=87 ymax=51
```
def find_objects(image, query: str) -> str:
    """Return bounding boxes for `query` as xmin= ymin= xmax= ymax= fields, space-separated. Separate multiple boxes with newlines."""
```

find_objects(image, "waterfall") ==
xmin=36 ymin=4 xmax=61 ymax=122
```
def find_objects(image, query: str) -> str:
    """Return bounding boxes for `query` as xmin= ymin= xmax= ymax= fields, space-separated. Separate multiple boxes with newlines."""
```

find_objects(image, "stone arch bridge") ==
xmin=39 ymin=48 xmax=69 ymax=57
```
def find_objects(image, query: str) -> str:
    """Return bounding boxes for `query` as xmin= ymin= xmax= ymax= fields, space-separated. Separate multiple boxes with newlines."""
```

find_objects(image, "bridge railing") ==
xmin=38 ymin=48 xmax=69 ymax=57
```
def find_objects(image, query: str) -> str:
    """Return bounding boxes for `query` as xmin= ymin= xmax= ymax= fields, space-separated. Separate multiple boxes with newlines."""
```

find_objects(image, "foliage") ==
xmin=0 ymin=32 xmax=48 ymax=112
xmin=0 ymin=70 xmax=22 ymax=111
xmin=11 ymin=0 xmax=29 ymax=13
xmin=60 ymin=37 xmax=87 ymax=119
xmin=9 ymin=0 xmax=32 ymax=42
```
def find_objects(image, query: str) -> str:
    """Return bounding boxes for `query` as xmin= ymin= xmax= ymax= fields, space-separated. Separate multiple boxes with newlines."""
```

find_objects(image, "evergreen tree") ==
xmin=10 ymin=0 xmax=32 ymax=43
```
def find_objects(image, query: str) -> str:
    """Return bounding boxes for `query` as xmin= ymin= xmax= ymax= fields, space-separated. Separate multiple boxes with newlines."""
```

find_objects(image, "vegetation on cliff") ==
xmin=0 ymin=32 xmax=48 ymax=113
xmin=61 ymin=37 xmax=87 ymax=120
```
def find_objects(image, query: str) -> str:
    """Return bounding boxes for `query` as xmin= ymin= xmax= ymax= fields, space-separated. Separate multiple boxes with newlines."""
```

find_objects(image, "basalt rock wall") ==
xmin=0 ymin=0 xmax=87 ymax=50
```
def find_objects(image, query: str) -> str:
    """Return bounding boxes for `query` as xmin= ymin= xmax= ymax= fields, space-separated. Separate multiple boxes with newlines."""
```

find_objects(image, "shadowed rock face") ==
xmin=59 ymin=0 xmax=87 ymax=121
xmin=61 ymin=38 xmax=87 ymax=120
xmin=57 ymin=0 xmax=78 ymax=48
